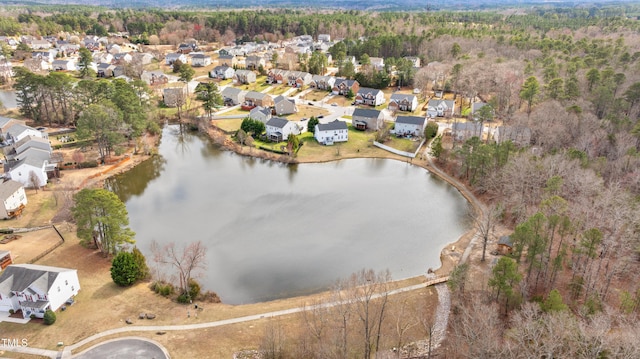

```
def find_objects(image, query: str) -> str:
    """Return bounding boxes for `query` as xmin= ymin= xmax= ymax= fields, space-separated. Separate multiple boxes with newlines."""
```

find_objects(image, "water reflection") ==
xmin=108 ymin=125 xmax=471 ymax=304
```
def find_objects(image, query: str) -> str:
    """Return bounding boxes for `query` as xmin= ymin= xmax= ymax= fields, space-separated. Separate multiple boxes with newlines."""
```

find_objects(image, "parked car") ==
xmin=308 ymin=102 xmax=314 ymax=106
xmin=331 ymin=103 xmax=338 ymax=106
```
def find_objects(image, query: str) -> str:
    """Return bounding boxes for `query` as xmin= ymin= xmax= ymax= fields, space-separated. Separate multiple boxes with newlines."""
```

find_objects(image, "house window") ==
xmin=65 ymin=280 xmax=68 ymax=285
xmin=71 ymin=286 xmax=75 ymax=291
xmin=57 ymin=286 xmax=60 ymax=292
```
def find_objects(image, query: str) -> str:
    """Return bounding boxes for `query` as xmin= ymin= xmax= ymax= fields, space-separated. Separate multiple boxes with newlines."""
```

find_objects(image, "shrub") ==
xmin=424 ymin=121 xmax=439 ymax=139
xmin=177 ymin=292 xmax=191 ymax=303
xmin=43 ymin=309 xmax=56 ymax=325
xmin=30 ymin=314 xmax=36 ymax=319
xmin=77 ymin=161 xmax=98 ymax=168
xmin=110 ymin=252 xmax=139 ymax=286
xmin=132 ymin=247 xmax=150 ymax=281
xmin=199 ymin=290 xmax=222 ymax=303
xmin=147 ymin=121 xmax=161 ymax=136
xmin=188 ymin=279 xmax=201 ymax=300
xmin=9 ymin=309 xmax=14 ymax=314
xmin=151 ymin=281 xmax=174 ymax=296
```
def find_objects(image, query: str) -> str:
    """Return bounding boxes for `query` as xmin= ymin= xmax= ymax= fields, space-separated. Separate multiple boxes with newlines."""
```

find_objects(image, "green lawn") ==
xmin=384 ymin=135 xmax=422 ymax=153
xmin=214 ymin=118 xmax=243 ymax=132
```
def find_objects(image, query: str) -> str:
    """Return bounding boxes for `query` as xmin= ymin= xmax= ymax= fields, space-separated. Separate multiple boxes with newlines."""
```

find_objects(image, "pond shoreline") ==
xmin=201 ymin=122 xmax=482 ymax=280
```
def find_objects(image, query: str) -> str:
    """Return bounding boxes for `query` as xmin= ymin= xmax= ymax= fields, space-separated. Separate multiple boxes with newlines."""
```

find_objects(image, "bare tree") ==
xmin=151 ymin=240 xmax=207 ymax=297
xmin=28 ymin=170 xmax=41 ymax=192
xmin=471 ymin=203 xmax=502 ymax=262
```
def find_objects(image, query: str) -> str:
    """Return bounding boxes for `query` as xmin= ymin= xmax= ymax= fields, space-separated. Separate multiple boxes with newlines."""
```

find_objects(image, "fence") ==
xmin=27 ymin=225 xmax=65 ymax=264
xmin=373 ymin=138 xmax=427 ymax=158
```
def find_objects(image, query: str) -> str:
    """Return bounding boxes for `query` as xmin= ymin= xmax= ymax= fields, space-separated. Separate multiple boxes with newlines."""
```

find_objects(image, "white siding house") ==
xmin=4 ymin=123 xmax=45 ymax=144
xmin=266 ymin=117 xmax=300 ymax=142
xmin=0 ymin=264 xmax=80 ymax=319
xmin=6 ymin=157 xmax=49 ymax=188
xmin=315 ymin=120 xmax=348 ymax=145
xmin=355 ymin=87 xmax=385 ymax=106
xmin=0 ymin=180 xmax=27 ymax=219
xmin=394 ymin=116 xmax=427 ymax=137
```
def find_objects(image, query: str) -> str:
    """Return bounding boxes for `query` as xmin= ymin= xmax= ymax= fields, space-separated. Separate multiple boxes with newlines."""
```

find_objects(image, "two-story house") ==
xmin=315 ymin=120 xmax=348 ymax=145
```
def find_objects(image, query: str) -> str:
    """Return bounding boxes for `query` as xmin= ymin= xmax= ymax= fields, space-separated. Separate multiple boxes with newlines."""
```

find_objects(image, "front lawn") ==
xmin=383 ymin=135 xmax=422 ymax=153
xmin=213 ymin=118 xmax=243 ymax=133
xmin=303 ymin=90 xmax=332 ymax=101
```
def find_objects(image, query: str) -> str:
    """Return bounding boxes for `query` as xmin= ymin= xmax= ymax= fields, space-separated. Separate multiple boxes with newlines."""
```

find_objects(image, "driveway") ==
xmin=73 ymin=337 xmax=170 ymax=359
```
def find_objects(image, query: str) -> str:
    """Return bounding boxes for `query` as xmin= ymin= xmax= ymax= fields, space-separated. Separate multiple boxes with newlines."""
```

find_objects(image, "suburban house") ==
xmin=267 ymin=69 xmax=287 ymax=84
xmin=332 ymin=79 xmax=360 ymax=96
xmin=369 ymin=57 xmax=385 ymax=71
xmin=494 ymin=126 xmax=532 ymax=147
xmin=4 ymin=135 xmax=52 ymax=162
xmin=92 ymin=52 xmax=113 ymax=64
xmin=310 ymin=75 xmax=336 ymax=90
xmin=315 ymin=120 xmax=348 ymax=145
xmin=352 ymin=108 xmax=384 ymax=131
xmin=112 ymin=52 xmax=133 ymax=64
xmin=0 ymin=264 xmax=80 ymax=319
xmin=355 ymin=87 xmax=385 ymax=106
xmin=5 ymin=157 xmax=51 ymax=188
xmin=249 ymin=106 xmax=272 ymax=124
xmin=106 ymin=43 xmax=121 ymax=54
xmin=178 ymin=43 xmax=198 ymax=54
xmin=0 ymin=251 xmax=11 ymax=270
xmin=273 ymin=95 xmax=298 ymax=115
xmin=452 ymin=122 xmax=483 ymax=142
xmin=211 ymin=65 xmax=235 ymax=80
xmin=388 ymin=94 xmax=418 ymax=112
xmin=140 ymin=71 xmax=178 ymax=86
xmin=162 ymin=86 xmax=188 ymax=107
xmin=28 ymin=39 xmax=52 ymax=50
xmin=217 ymin=54 xmax=237 ymax=67
xmin=191 ymin=53 xmax=212 ymax=67
xmin=394 ymin=116 xmax=428 ymax=137
xmin=165 ymin=53 xmax=188 ymax=66
xmin=286 ymin=71 xmax=312 ymax=87
xmin=427 ymin=99 xmax=455 ymax=118
xmin=51 ymin=59 xmax=75 ymax=72
xmin=31 ymin=51 xmax=56 ymax=63
xmin=133 ymin=53 xmax=154 ymax=65
xmin=245 ymin=55 xmax=266 ymax=70
xmin=404 ymin=56 xmax=421 ymax=68
xmin=4 ymin=123 xmax=46 ymax=144
xmin=244 ymin=91 xmax=274 ymax=108
xmin=221 ymin=87 xmax=247 ymax=106
xmin=233 ymin=69 xmax=257 ymax=84
xmin=0 ymin=180 xmax=27 ymax=219
xmin=266 ymin=117 xmax=300 ymax=142
xmin=497 ymin=236 xmax=514 ymax=255
xmin=0 ymin=117 xmax=26 ymax=140
xmin=97 ymin=63 xmax=116 ymax=78
xmin=318 ymin=34 xmax=331 ymax=42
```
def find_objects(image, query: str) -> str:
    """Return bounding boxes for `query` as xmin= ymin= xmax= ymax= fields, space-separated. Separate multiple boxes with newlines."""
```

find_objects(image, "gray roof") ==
xmin=249 ymin=106 xmax=271 ymax=118
xmin=390 ymin=93 xmax=417 ymax=102
xmin=245 ymin=91 xmax=269 ymax=100
xmin=266 ymin=117 xmax=289 ymax=129
xmin=395 ymin=116 xmax=426 ymax=126
xmin=7 ymin=156 xmax=47 ymax=171
xmin=214 ymin=65 xmax=232 ymax=72
xmin=0 ymin=116 xmax=14 ymax=128
xmin=357 ymin=87 xmax=382 ymax=96
xmin=15 ymin=136 xmax=50 ymax=153
xmin=428 ymin=99 xmax=455 ymax=108
xmin=334 ymin=78 xmax=357 ymax=87
xmin=0 ymin=179 xmax=23 ymax=201
xmin=498 ymin=235 xmax=513 ymax=247
xmin=317 ymin=120 xmax=347 ymax=131
xmin=352 ymin=108 xmax=381 ymax=119
xmin=0 ymin=264 xmax=74 ymax=294
xmin=5 ymin=123 xmax=35 ymax=139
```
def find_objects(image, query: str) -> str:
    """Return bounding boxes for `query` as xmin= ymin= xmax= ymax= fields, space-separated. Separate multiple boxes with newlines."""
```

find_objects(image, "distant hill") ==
xmin=0 ymin=0 xmax=635 ymax=10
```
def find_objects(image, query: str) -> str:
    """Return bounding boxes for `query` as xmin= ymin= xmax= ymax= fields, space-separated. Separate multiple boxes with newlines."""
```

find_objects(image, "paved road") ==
xmin=73 ymin=337 xmax=170 ymax=359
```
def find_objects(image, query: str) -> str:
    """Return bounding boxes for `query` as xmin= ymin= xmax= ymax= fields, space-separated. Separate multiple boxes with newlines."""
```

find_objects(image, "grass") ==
xmin=267 ymin=84 xmax=290 ymax=96
xmin=384 ymin=135 xmax=422 ymax=153
xmin=283 ymin=105 xmax=329 ymax=121
xmin=302 ymin=90 xmax=332 ymax=101
xmin=296 ymin=126 xmax=394 ymax=162
xmin=213 ymin=119 xmax=243 ymax=133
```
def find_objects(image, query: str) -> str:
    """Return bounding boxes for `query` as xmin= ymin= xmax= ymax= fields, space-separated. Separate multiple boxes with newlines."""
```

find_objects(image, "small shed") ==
xmin=497 ymin=235 xmax=514 ymax=255
xmin=0 ymin=250 xmax=12 ymax=270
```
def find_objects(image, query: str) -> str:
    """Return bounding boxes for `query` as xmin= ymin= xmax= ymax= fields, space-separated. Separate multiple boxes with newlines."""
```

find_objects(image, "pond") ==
xmin=107 ymin=125 xmax=471 ymax=304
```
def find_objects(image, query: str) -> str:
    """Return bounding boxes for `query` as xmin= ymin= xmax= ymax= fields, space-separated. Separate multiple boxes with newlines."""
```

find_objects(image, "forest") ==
xmin=1 ymin=2 xmax=640 ymax=357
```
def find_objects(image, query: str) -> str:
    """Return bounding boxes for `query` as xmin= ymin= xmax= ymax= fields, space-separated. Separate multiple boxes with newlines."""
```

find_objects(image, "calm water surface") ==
xmin=108 ymin=125 xmax=471 ymax=304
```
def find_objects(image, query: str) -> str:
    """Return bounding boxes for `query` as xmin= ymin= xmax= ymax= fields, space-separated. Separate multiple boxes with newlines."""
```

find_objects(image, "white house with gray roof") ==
xmin=427 ymin=99 xmax=455 ymax=118
xmin=388 ymin=94 xmax=418 ymax=112
xmin=315 ymin=120 xmax=348 ymax=145
xmin=394 ymin=116 xmax=428 ymax=137
xmin=0 ymin=180 xmax=26 ymax=219
xmin=5 ymin=157 xmax=50 ymax=188
xmin=4 ymin=123 xmax=46 ymax=144
xmin=0 ymin=264 xmax=80 ymax=319
xmin=266 ymin=117 xmax=300 ymax=142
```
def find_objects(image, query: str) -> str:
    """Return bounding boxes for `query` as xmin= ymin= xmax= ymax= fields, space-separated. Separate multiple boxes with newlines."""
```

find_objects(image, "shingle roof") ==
xmin=0 ymin=264 xmax=73 ymax=293
xmin=317 ymin=120 xmax=347 ymax=131
xmin=395 ymin=116 xmax=426 ymax=126
xmin=0 ymin=179 xmax=23 ymax=201
xmin=266 ymin=117 xmax=289 ymax=129
xmin=353 ymin=108 xmax=381 ymax=119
